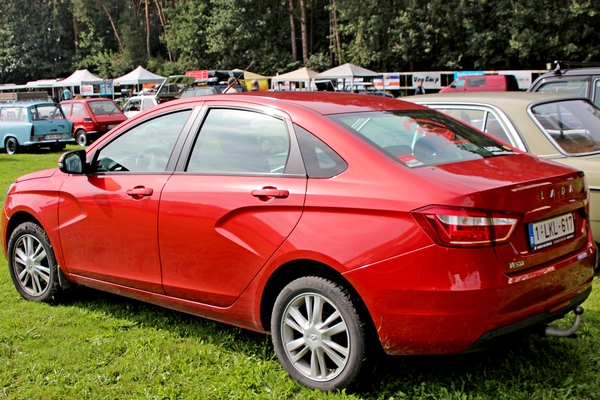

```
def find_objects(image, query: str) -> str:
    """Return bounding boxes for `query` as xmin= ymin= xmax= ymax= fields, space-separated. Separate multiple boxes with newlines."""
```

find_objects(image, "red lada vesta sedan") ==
xmin=2 ymin=92 xmax=595 ymax=391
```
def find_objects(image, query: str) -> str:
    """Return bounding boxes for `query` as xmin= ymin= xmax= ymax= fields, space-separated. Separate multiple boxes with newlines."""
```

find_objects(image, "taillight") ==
xmin=30 ymin=125 xmax=34 ymax=141
xmin=412 ymin=205 xmax=520 ymax=247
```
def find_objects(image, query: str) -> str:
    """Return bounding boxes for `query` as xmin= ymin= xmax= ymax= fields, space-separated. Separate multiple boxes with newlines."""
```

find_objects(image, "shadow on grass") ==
xmin=52 ymin=285 xmax=598 ymax=397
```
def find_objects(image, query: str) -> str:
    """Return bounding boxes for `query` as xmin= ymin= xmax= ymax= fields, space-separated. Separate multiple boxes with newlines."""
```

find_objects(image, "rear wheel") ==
xmin=7 ymin=222 xmax=60 ymax=302
xmin=75 ymin=129 xmax=87 ymax=146
xmin=5 ymin=137 xmax=18 ymax=155
xmin=271 ymin=276 xmax=369 ymax=391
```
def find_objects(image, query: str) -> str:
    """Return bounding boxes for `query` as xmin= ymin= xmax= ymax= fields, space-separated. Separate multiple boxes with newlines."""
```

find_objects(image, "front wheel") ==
xmin=5 ymin=137 xmax=18 ymax=155
xmin=271 ymin=276 xmax=369 ymax=391
xmin=75 ymin=129 xmax=87 ymax=146
xmin=7 ymin=222 xmax=60 ymax=302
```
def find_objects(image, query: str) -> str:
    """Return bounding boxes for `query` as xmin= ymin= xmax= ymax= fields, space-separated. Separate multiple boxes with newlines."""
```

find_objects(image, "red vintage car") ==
xmin=2 ymin=92 xmax=595 ymax=391
xmin=60 ymin=98 xmax=126 ymax=146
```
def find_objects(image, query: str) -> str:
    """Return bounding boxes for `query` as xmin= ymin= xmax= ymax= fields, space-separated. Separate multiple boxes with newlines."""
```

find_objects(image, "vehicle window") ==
xmin=123 ymin=99 xmax=141 ymax=112
xmin=187 ymin=109 xmax=290 ymax=174
xmin=182 ymin=87 xmax=215 ymax=97
xmin=36 ymin=105 xmax=65 ymax=120
xmin=436 ymin=108 xmax=485 ymax=130
xmin=61 ymin=103 xmax=72 ymax=116
xmin=468 ymin=78 xmax=486 ymax=87
xmin=72 ymin=103 xmax=85 ymax=117
xmin=536 ymin=80 xmax=589 ymax=97
xmin=295 ymin=125 xmax=347 ymax=178
xmin=531 ymin=99 xmax=600 ymax=155
xmin=95 ymin=111 xmax=191 ymax=173
xmin=483 ymin=113 xmax=511 ymax=144
xmin=89 ymin=100 xmax=120 ymax=115
xmin=142 ymin=98 xmax=155 ymax=110
xmin=329 ymin=110 xmax=517 ymax=168
xmin=453 ymin=79 xmax=465 ymax=88
xmin=593 ymin=80 xmax=600 ymax=108
xmin=0 ymin=107 xmax=21 ymax=121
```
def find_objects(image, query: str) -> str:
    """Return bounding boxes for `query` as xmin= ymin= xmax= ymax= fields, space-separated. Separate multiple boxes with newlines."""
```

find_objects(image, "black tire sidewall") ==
xmin=271 ymin=276 xmax=367 ymax=391
xmin=75 ymin=130 xmax=87 ymax=146
xmin=5 ymin=137 xmax=18 ymax=155
xmin=7 ymin=222 xmax=59 ymax=302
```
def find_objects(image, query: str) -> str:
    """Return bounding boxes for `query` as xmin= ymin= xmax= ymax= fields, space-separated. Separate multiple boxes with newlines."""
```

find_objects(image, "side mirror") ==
xmin=58 ymin=150 xmax=87 ymax=174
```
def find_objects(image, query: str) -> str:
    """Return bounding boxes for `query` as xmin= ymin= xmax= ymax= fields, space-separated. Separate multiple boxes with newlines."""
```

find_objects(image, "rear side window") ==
xmin=72 ymin=103 xmax=85 ymax=117
xmin=530 ymin=99 xmax=600 ymax=155
xmin=329 ymin=110 xmax=517 ymax=168
xmin=61 ymin=103 xmax=72 ymax=116
xmin=0 ymin=107 xmax=22 ymax=121
xmin=295 ymin=125 xmax=347 ymax=178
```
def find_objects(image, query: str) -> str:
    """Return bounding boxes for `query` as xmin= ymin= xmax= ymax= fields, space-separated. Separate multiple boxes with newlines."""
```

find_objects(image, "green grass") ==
xmin=1 ymin=149 xmax=599 ymax=399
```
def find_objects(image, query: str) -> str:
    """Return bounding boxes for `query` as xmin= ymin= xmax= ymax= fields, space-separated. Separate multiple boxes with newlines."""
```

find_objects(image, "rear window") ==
xmin=89 ymin=100 xmax=120 ymax=115
xmin=328 ymin=110 xmax=517 ymax=168
xmin=530 ymin=99 xmax=600 ymax=155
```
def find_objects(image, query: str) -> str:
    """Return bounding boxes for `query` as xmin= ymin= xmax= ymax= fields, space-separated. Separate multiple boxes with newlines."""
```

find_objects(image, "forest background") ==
xmin=0 ymin=0 xmax=599 ymax=84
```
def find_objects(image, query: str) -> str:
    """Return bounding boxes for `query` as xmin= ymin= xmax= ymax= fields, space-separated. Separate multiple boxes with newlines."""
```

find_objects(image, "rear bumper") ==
xmin=343 ymin=240 xmax=595 ymax=356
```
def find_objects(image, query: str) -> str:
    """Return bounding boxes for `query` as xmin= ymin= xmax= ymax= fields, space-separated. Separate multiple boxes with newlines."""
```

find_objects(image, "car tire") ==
xmin=75 ymin=129 xmax=87 ymax=146
xmin=271 ymin=276 xmax=369 ymax=391
xmin=5 ymin=137 xmax=18 ymax=155
xmin=7 ymin=222 xmax=60 ymax=302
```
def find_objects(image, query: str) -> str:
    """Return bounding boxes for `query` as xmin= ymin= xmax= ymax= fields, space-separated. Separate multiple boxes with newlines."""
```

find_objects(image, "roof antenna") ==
xmin=223 ymin=61 xmax=255 ymax=92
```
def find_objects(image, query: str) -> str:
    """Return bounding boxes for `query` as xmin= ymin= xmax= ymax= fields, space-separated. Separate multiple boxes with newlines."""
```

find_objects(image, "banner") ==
xmin=80 ymin=85 xmax=94 ymax=95
xmin=412 ymin=73 xmax=441 ymax=89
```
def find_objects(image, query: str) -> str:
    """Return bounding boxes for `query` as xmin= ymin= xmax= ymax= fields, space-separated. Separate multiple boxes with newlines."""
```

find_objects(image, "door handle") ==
xmin=126 ymin=186 xmax=154 ymax=199
xmin=251 ymin=187 xmax=289 ymax=200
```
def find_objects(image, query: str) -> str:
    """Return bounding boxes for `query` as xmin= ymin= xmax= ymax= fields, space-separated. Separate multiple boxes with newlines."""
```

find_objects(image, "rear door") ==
xmin=158 ymin=104 xmax=307 ymax=307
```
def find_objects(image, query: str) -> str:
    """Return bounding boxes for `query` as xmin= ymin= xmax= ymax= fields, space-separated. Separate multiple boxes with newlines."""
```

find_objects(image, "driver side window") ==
xmin=95 ymin=110 xmax=191 ymax=173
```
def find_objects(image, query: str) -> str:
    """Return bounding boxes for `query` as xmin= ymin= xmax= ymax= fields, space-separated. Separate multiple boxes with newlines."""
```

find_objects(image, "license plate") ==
xmin=528 ymin=212 xmax=575 ymax=251
xmin=45 ymin=134 xmax=62 ymax=139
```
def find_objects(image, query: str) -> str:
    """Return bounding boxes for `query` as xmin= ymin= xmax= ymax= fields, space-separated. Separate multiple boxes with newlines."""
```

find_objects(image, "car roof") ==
xmin=61 ymin=98 xmax=116 ymax=103
xmin=0 ymin=101 xmax=57 ymax=108
xmin=171 ymin=91 xmax=425 ymax=115
xmin=538 ymin=67 xmax=600 ymax=78
xmin=404 ymin=91 xmax=583 ymax=109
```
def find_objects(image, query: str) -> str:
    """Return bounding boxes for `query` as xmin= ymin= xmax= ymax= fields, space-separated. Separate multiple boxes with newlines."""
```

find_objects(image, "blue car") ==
xmin=0 ymin=101 xmax=74 ymax=154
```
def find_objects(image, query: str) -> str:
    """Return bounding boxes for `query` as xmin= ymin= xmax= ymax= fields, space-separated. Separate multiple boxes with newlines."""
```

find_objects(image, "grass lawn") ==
xmin=0 ymin=148 xmax=599 ymax=399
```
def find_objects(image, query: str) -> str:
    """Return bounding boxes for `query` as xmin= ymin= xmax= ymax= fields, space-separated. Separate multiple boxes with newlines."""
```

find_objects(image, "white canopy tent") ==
xmin=313 ymin=63 xmax=382 ymax=91
xmin=53 ymin=69 xmax=106 ymax=98
xmin=113 ymin=65 xmax=165 ymax=88
xmin=271 ymin=67 xmax=318 ymax=91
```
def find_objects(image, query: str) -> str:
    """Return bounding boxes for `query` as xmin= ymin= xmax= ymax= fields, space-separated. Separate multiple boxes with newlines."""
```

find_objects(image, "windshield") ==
xmin=328 ymin=110 xmax=517 ymax=168
xmin=89 ymin=100 xmax=120 ymax=115
xmin=530 ymin=99 xmax=600 ymax=155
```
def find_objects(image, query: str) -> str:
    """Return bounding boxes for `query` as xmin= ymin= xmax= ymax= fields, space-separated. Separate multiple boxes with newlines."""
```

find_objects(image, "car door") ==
xmin=158 ymin=106 xmax=307 ymax=307
xmin=123 ymin=98 xmax=142 ymax=118
xmin=31 ymin=104 xmax=70 ymax=139
xmin=57 ymin=109 xmax=194 ymax=293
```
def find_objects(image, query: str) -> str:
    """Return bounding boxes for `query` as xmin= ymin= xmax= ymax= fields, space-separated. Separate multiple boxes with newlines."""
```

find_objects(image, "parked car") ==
xmin=406 ymin=91 xmax=600 ymax=252
xmin=2 ymin=92 xmax=595 ymax=391
xmin=121 ymin=75 xmax=196 ymax=118
xmin=60 ymin=98 xmax=126 ymax=146
xmin=0 ymin=101 xmax=73 ymax=154
xmin=529 ymin=67 xmax=600 ymax=107
xmin=181 ymin=83 xmax=247 ymax=98
xmin=440 ymin=74 xmax=520 ymax=93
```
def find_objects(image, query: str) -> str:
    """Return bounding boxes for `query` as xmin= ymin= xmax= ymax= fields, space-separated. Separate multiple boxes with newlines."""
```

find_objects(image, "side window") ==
xmin=594 ymin=80 xmax=600 ymax=108
xmin=72 ymin=103 xmax=85 ymax=117
xmin=537 ymin=80 xmax=589 ymax=97
xmin=437 ymin=108 xmax=485 ymax=130
xmin=468 ymin=78 xmax=486 ymax=87
xmin=95 ymin=110 xmax=191 ymax=173
xmin=62 ymin=103 xmax=72 ymax=117
xmin=295 ymin=125 xmax=347 ymax=178
xmin=454 ymin=79 xmax=466 ymax=88
xmin=142 ymin=98 xmax=155 ymax=110
xmin=187 ymin=109 xmax=290 ymax=174
xmin=483 ymin=112 xmax=511 ymax=144
xmin=124 ymin=99 xmax=141 ymax=112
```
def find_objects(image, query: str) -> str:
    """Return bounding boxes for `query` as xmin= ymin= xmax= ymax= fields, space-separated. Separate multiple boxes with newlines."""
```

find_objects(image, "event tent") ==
xmin=113 ymin=66 xmax=165 ymax=86
xmin=270 ymin=67 xmax=318 ymax=90
xmin=53 ymin=69 xmax=104 ymax=87
xmin=313 ymin=63 xmax=382 ymax=91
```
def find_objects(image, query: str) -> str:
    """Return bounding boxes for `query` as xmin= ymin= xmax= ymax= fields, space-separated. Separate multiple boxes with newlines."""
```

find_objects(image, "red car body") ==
xmin=60 ymin=98 xmax=126 ymax=145
xmin=2 ymin=92 xmax=595 ymax=390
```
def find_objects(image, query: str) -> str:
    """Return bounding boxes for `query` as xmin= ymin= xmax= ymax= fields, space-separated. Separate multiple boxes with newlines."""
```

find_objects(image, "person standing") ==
xmin=250 ymin=80 xmax=260 ymax=91
xmin=61 ymin=88 xmax=72 ymax=100
xmin=414 ymin=78 xmax=426 ymax=95
xmin=223 ymin=77 xmax=238 ymax=93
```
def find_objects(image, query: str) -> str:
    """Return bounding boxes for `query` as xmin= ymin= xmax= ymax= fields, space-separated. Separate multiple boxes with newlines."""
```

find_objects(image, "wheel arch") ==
xmin=259 ymin=259 xmax=378 ymax=341
xmin=4 ymin=211 xmax=43 ymax=249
